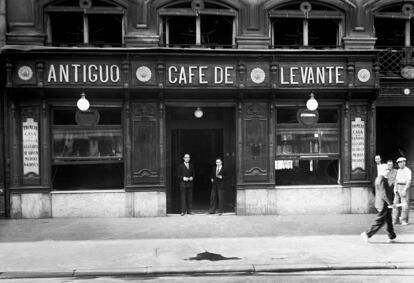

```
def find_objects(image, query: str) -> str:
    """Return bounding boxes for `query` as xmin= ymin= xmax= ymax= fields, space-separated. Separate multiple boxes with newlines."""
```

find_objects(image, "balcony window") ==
xmin=45 ymin=0 xmax=124 ymax=47
xmin=374 ymin=3 xmax=414 ymax=48
xmin=270 ymin=1 xmax=343 ymax=49
xmin=159 ymin=1 xmax=236 ymax=48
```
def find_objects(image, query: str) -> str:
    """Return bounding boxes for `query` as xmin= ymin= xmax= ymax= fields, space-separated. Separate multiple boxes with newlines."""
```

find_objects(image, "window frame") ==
xmin=275 ymin=106 xmax=341 ymax=185
xmin=44 ymin=4 xmax=125 ymax=47
xmin=158 ymin=6 xmax=237 ymax=47
xmin=374 ymin=10 xmax=412 ymax=48
xmin=269 ymin=9 xmax=344 ymax=48
xmin=51 ymin=106 xmax=124 ymax=165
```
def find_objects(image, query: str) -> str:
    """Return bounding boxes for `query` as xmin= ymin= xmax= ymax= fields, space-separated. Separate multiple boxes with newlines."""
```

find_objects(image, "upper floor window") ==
xmin=269 ymin=1 xmax=343 ymax=49
xmin=159 ymin=0 xmax=236 ymax=48
xmin=45 ymin=0 xmax=124 ymax=47
xmin=374 ymin=3 xmax=414 ymax=48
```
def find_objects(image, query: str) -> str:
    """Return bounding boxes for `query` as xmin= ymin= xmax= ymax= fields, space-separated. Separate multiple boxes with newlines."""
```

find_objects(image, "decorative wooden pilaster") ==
xmin=9 ymin=102 xmax=18 ymax=187
xmin=130 ymin=102 xmax=160 ymax=185
xmin=242 ymin=102 xmax=269 ymax=182
xmin=368 ymin=100 xmax=376 ymax=182
xmin=40 ymin=99 xmax=50 ymax=188
xmin=342 ymin=99 xmax=351 ymax=184
xmin=268 ymin=95 xmax=276 ymax=184
xmin=159 ymin=93 xmax=165 ymax=186
xmin=236 ymin=98 xmax=243 ymax=185
xmin=124 ymin=92 xmax=132 ymax=187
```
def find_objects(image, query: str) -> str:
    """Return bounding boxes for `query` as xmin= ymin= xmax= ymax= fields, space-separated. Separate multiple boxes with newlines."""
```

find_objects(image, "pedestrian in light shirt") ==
xmin=393 ymin=157 xmax=412 ymax=225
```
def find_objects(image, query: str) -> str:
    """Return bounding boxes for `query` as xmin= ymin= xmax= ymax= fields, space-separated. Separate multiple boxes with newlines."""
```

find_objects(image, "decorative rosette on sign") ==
xmin=79 ymin=0 xmax=92 ymax=9
xmin=17 ymin=66 xmax=33 ymax=81
xmin=136 ymin=66 xmax=152 ymax=82
xmin=250 ymin=68 xmax=265 ymax=84
xmin=357 ymin=69 xmax=371 ymax=83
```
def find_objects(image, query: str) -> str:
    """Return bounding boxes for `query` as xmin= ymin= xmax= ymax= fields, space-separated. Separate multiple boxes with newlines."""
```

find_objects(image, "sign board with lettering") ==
xmin=11 ymin=57 xmax=377 ymax=89
xmin=351 ymin=117 xmax=365 ymax=172
xmin=22 ymin=118 xmax=39 ymax=176
xmin=279 ymin=64 xmax=346 ymax=87
xmin=165 ymin=63 xmax=237 ymax=87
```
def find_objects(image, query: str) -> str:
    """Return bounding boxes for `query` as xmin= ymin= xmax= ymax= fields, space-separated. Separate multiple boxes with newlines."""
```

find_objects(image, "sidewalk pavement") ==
xmin=1 ymin=212 xmax=414 ymax=279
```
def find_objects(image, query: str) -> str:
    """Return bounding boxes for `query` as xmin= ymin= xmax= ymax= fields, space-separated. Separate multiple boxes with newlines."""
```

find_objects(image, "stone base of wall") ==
xmin=236 ymin=186 xmax=373 ymax=215
xmin=10 ymin=190 xmax=166 ymax=219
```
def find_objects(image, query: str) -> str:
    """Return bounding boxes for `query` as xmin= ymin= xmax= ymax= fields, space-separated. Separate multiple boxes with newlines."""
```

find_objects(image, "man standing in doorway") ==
xmin=393 ymin=157 xmax=412 ymax=225
xmin=177 ymin=153 xmax=195 ymax=216
xmin=209 ymin=157 xmax=227 ymax=216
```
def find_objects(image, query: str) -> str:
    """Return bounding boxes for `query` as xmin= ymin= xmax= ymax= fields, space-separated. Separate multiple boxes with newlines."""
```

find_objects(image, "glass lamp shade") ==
xmin=194 ymin=107 xmax=203 ymax=118
xmin=306 ymin=93 xmax=318 ymax=111
xmin=77 ymin=93 xmax=90 ymax=112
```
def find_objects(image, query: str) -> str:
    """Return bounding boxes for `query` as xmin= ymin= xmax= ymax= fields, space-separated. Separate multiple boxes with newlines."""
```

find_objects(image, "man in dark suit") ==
xmin=209 ymin=157 xmax=227 ymax=216
xmin=361 ymin=170 xmax=397 ymax=243
xmin=177 ymin=153 xmax=195 ymax=216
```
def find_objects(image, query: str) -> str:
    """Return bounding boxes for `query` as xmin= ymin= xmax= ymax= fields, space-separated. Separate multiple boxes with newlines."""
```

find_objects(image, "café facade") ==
xmin=3 ymin=0 xmax=403 ymax=218
xmin=2 ymin=47 xmax=379 ymax=218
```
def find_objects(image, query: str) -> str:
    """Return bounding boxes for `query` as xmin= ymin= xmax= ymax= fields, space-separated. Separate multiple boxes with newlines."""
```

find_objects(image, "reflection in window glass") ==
xmin=276 ymin=130 xmax=339 ymax=155
xmin=200 ymin=15 xmax=233 ymax=47
xmin=167 ymin=16 xmax=196 ymax=46
xmin=375 ymin=18 xmax=405 ymax=48
xmin=277 ymin=108 xmax=338 ymax=124
xmin=53 ymin=128 xmax=123 ymax=159
xmin=275 ymin=159 xmax=339 ymax=185
xmin=273 ymin=18 xmax=303 ymax=47
xmin=308 ymin=19 xmax=339 ymax=48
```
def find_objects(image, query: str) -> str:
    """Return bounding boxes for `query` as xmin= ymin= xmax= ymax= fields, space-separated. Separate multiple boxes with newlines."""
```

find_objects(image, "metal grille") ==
xmin=377 ymin=49 xmax=403 ymax=76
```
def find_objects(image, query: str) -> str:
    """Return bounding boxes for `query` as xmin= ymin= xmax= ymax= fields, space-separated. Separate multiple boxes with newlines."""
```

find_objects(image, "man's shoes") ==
xmin=208 ymin=211 xmax=215 ymax=214
xmin=402 ymin=222 xmax=409 ymax=226
xmin=218 ymin=212 xmax=223 ymax=216
xmin=187 ymin=212 xmax=194 ymax=215
xmin=387 ymin=237 xmax=397 ymax=243
xmin=360 ymin=232 xmax=370 ymax=243
xmin=181 ymin=212 xmax=185 ymax=216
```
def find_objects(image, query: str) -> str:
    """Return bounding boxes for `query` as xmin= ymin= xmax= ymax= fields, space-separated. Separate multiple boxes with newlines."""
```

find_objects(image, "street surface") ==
xmin=1 ymin=212 xmax=414 ymax=281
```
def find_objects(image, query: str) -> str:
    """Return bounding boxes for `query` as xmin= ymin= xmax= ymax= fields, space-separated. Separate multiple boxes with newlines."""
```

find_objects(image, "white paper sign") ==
xmin=22 ymin=118 xmax=39 ymax=176
xmin=351 ymin=117 xmax=365 ymax=171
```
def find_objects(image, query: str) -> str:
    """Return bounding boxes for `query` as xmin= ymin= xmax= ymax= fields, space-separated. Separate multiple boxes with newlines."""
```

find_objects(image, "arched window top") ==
xmin=49 ymin=0 xmax=118 ymax=7
xmin=271 ymin=1 xmax=338 ymax=11
xmin=374 ymin=2 xmax=414 ymax=17
xmin=45 ymin=0 xmax=124 ymax=12
xmin=163 ymin=0 xmax=234 ymax=10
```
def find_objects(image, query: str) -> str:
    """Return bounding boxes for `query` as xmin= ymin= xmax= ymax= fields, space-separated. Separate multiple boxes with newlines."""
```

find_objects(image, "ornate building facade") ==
xmin=0 ymin=0 xmax=413 ymax=218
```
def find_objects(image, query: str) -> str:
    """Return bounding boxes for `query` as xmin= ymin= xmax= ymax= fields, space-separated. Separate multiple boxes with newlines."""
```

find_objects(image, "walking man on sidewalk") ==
xmin=361 ymin=164 xmax=397 ymax=243
xmin=393 ymin=157 xmax=412 ymax=225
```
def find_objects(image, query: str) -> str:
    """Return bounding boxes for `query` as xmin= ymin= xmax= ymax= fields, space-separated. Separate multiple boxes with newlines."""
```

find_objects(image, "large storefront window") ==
xmin=275 ymin=107 xmax=340 ymax=185
xmin=51 ymin=107 xmax=123 ymax=190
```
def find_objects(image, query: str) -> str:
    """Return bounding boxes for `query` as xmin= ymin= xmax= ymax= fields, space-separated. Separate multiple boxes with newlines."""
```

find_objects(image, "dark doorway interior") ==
xmin=166 ymin=106 xmax=236 ymax=214
xmin=171 ymin=129 xmax=223 ymax=212
xmin=377 ymin=107 xmax=414 ymax=201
